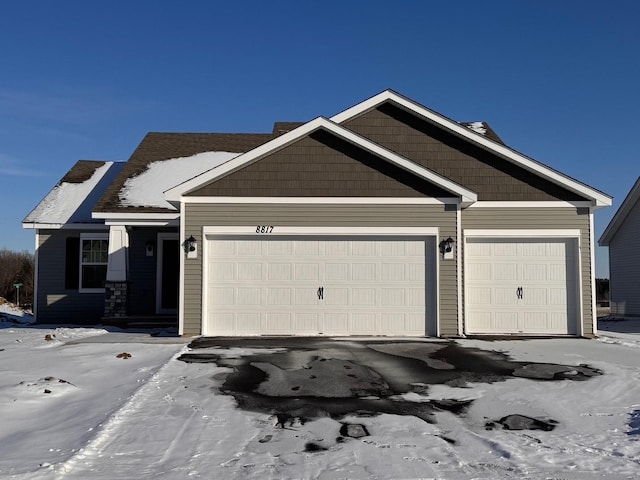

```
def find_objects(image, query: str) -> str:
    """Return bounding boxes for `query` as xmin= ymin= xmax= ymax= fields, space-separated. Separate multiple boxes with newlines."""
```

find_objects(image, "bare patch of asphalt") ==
xmin=178 ymin=337 xmax=602 ymax=435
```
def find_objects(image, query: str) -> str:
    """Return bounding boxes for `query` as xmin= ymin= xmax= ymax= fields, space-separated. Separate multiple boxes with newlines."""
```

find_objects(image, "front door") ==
xmin=157 ymin=234 xmax=179 ymax=314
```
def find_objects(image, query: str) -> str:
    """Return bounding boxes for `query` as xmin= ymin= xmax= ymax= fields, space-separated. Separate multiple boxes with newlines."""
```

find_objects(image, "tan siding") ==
xmin=184 ymin=203 xmax=457 ymax=336
xmin=609 ymin=198 xmax=640 ymax=316
xmin=462 ymin=208 xmax=592 ymax=334
xmin=36 ymin=229 xmax=107 ymax=324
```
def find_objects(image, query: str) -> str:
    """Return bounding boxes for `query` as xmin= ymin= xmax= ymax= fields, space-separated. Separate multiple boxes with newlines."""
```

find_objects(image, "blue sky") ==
xmin=1 ymin=1 xmax=638 ymax=277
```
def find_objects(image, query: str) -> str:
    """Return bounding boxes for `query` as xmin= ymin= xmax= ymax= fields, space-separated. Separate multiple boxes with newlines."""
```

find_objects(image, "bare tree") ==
xmin=0 ymin=249 xmax=34 ymax=306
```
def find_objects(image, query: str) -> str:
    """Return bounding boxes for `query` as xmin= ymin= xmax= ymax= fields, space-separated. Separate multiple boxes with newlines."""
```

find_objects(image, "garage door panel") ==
xmin=521 ymin=264 xmax=547 ymax=282
xmin=265 ymin=313 xmax=291 ymax=332
xmin=381 ymin=288 xmax=405 ymax=306
xmin=295 ymin=263 xmax=320 ymax=281
xmin=211 ymin=287 xmax=235 ymax=305
xmin=381 ymin=263 xmax=405 ymax=281
xmin=295 ymin=288 xmax=319 ymax=305
xmin=266 ymin=288 xmax=291 ymax=305
xmin=325 ymin=263 xmax=348 ymax=281
xmin=238 ymin=263 xmax=262 ymax=280
xmin=212 ymin=262 xmax=236 ymax=281
xmin=352 ymin=313 xmax=376 ymax=333
xmin=237 ymin=288 xmax=261 ymax=305
xmin=237 ymin=313 xmax=261 ymax=332
xmin=293 ymin=313 xmax=319 ymax=333
xmin=352 ymin=263 xmax=375 ymax=281
xmin=494 ymin=263 xmax=518 ymax=281
xmin=267 ymin=263 xmax=292 ymax=280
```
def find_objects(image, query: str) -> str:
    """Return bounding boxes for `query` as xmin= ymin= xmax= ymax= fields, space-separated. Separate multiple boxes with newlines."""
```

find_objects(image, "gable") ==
xmin=342 ymin=102 xmax=587 ymax=202
xmin=599 ymin=177 xmax=640 ymax=245
xmin=187 ymin=129 xmax=454 ymax=198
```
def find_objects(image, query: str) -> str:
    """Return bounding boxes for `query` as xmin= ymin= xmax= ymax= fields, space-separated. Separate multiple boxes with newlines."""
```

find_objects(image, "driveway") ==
xmin=179 ymin=337 xmax=601 ymax=430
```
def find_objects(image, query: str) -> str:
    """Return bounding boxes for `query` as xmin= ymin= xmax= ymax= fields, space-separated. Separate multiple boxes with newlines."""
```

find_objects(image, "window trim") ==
xmin=79 ymin=233 xmax=109 ymax=293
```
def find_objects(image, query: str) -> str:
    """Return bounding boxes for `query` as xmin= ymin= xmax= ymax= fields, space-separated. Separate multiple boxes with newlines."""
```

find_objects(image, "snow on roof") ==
xmin=118 ymin=151 xmax=241 ymax=209
xmin=24 ymin=162 xmax=121 ymax=225
xmin=465 ymin=121 xmax=487 ymax=135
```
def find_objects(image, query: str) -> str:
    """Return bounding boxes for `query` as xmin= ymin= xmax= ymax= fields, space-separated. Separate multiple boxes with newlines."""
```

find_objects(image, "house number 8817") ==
xmin=255 ymin=226 xmax=274 ymax=233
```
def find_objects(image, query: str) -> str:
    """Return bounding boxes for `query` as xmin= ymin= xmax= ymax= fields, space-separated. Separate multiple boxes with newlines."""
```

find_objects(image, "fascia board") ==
xmin=164 ymin=116 xmax=476 ymax=205
xmin=92 ymin=212 xmax=179 ymax=220
xmin=22 ymin=222 xmax=108 ymax=230
xmin=599 ymin=177 xmax=640 ymax=245
xmin=332 ymin=90 xmax=612 ymax=207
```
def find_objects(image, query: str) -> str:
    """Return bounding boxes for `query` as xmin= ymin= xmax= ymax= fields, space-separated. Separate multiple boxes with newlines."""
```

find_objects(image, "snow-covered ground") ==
xmin=2 ymin=308 xmax=640 ymax=479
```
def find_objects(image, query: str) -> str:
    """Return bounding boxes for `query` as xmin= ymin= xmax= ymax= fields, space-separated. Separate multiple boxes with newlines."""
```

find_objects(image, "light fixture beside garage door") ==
xmin=183 ymin=235 xmax=197 ymax=258
xmin=439 ymin=237 xmax=454 ymax=259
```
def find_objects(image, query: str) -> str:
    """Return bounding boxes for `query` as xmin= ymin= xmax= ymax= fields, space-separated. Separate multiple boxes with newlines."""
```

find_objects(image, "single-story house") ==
xmin=599 ymin=177 xmax=640 ymax=317
xmin=23 ymin=90 xmax=612 ymax=337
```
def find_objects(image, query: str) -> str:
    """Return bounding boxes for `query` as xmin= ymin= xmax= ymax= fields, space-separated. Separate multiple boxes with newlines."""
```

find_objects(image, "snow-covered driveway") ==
xmin=2 ymin=317 xmax=640 ymax=479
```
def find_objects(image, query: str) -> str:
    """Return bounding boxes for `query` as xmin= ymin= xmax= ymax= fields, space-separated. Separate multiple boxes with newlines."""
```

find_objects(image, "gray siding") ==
xmin=36 ymin=229 xmax=106 ymax=324
xmin=184 ymin=203 xmax=457 ymax=336
xmin=462 ymin=207 xmax=593 ymax=334
xmin=608 ymin=198 xmax=640 ymax=316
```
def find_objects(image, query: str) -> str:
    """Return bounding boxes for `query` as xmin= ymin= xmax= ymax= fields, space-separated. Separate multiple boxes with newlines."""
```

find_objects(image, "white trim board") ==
xmin=464 ymin=229 xmax=581 ymax=238
xmin=165 ymin=117 xmax=477 ymax=206
xmin=331 ymin=90 xmax=611 ymax=208
xmin=203 ymin=226 xmax=439 ymax=236
xmin=180 ymin=196 xmax=456 ymax=205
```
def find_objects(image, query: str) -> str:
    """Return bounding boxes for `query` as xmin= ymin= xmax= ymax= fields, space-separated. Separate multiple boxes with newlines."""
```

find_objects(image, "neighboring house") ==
xmin=23 ymin=90 xmax=611 ymax=337
xmin=599 ymin=177 xmax=640 ymax=317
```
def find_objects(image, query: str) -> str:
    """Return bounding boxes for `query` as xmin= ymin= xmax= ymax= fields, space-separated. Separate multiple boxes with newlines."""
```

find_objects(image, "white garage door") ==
xmin=204 ymin=237 xmax=429 ymax=336
xmin=465 ymin=238 xmax=578 ymax=335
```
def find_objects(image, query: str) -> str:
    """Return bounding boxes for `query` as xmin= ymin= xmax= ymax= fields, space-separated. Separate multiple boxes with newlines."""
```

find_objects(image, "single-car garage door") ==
xmin=465 ymin=238 xmax=578 ymax=335
xmin=204 ymin=237 xmax=431 ymax=336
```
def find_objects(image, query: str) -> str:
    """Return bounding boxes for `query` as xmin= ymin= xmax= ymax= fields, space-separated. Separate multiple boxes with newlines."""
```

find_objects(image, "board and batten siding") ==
xmin=608 ymin=198 xmax=640 ymax=317
xmin=36 ymin=229 xmax=107 ymax=324
xmin=461 ymin=207 xmax=593 ymax=334
xmin=183 ymin=203 xmax=458 ymax=336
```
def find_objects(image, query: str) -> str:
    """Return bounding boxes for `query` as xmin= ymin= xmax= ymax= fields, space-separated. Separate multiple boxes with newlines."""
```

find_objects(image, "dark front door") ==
xmin=159 ymin=239 xmax=179 ymax=312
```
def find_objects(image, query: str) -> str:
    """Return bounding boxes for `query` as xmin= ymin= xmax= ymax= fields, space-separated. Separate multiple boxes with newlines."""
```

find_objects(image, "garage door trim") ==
xmin=463 ymin=229 xmax=583 ymax=336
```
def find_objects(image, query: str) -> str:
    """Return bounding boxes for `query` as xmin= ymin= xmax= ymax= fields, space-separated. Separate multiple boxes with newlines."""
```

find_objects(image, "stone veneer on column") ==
xmin=104 ymin=281 xmax=128 ymax=318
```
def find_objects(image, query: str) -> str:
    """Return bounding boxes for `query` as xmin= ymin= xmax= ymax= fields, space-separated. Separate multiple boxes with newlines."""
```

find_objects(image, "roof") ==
xmin=93 ymin=132 xmax=274 ymax=213
xmin=599 ymin=177 xmax=640 ymax=246
xmin=23 ymin=160 xmax=125 ymax=228
xmin=460 ymin=121 xmax=504 ymax=145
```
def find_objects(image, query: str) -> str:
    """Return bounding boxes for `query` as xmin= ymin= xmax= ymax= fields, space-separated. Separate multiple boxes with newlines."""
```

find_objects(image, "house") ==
xmin=598 ymin=177 xmax=640 ymax=317
xmin=23 ymin=90 xmax=611 ymax=337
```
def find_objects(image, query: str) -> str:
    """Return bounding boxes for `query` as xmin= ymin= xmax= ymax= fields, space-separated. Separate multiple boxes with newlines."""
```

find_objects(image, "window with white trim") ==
xmin=80 ymin=233 xmax=108 ymax=292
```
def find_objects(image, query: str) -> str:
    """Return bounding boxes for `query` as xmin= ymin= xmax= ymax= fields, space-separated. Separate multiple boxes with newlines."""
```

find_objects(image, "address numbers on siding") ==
xmin=255 ymin=226 xmax=274 ymax=233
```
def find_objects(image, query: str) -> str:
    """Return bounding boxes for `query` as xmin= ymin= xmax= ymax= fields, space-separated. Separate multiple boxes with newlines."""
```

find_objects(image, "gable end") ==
xmin=343 ymin=101 xmax=589 ymax=202
xmin=187 ymin=128 xmax=455 ymax=198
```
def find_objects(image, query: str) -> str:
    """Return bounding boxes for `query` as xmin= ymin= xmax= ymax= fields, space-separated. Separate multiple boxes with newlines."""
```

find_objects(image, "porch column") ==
xmin=104 ymin=225 xmax=129 ymax=318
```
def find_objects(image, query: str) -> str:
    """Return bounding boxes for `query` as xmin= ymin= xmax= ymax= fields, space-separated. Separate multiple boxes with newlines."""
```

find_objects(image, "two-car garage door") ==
xmin=204 ymin=236 xmax=431 ymax=336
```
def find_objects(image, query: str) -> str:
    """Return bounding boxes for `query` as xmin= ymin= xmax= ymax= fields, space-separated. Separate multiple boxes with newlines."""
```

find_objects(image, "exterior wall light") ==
xmin=145 ymin=240 xmax=154 ymax=257
xmin=183 ymin=235 xmax=198 ymax=258
xmin=439 ymin=237 xmax=454 ymax=256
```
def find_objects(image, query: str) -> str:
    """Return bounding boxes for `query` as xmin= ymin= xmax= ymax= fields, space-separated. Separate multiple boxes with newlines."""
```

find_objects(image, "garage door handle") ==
xmin=516 ymin=287 xmax=523 ymax=299
xmin=317 ymin=287 xmax=324 ymax=300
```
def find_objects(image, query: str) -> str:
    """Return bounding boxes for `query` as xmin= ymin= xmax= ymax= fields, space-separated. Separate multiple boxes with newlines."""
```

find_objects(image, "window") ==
xmin=80 ymin=234 xmax=108 ymax=292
